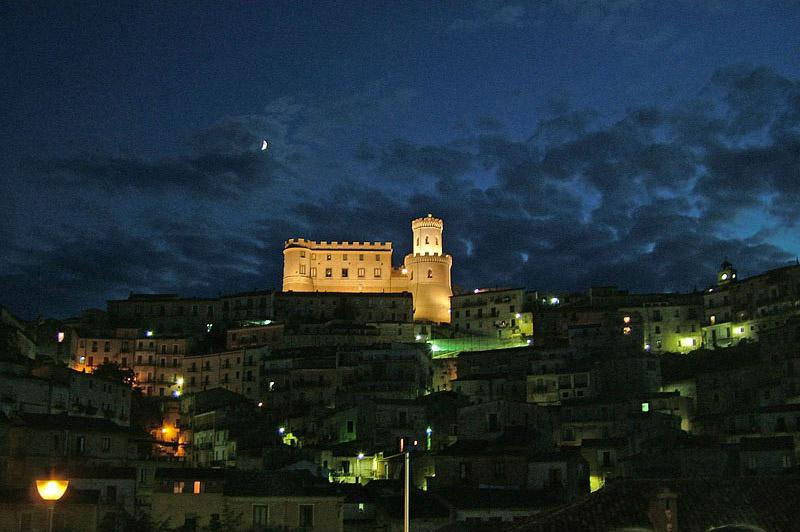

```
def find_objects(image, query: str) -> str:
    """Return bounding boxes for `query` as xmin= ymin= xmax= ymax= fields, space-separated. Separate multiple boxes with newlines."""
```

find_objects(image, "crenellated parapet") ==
xmin=284 ymin=238 xmax=393 ymax=251
xmin=411 ymin=213 xmax=444 ymax=230
xmin=404 ymin=253 xmax=452 ymax=263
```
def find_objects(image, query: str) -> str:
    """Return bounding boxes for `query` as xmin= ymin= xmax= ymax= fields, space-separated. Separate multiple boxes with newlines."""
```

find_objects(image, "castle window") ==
xmin=416 ymin=238 xmax=419 ymax=245
xmin=310 ymin=267 xmax=316 ymax=277
xmin=425 ymin=236 xmax=429 ymax=244
xmin=326 ymin=254 xmax=332 ymax=261
xmin=427 ymin=269 xmax=433 ymax=278
xmin=436 ymin=237 xmax=438 ymax=245
xmin=299 ymin=265 xmax=306 ymax=274
xmin=325 ymin=268 xmax=332 ymax=278
xmin=359 ymin=254 xmax=364 ymax=261
xmin=343 ymin=254 xmax=348 ymax=261
xmin=375 ymin=254 xmax=381 ymax=261
xmin=311 ymin=253 xmax=316 ymax=259
xmin=374 ymin=268 xmax=382 ymax=278
xmin=300 ymin=251 xmax=305 ymax=258
xmin=358 ymin=268 xmax=365 ymax=277
xmin=342 ymin=268 xmax=349 ymax=278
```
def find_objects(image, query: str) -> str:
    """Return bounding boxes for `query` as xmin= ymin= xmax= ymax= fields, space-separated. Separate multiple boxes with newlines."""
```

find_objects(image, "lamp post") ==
xmin=36 ymin=479 xmax=69 ymax=532
xmin=381 ymin=450 xmax=410 ymax=532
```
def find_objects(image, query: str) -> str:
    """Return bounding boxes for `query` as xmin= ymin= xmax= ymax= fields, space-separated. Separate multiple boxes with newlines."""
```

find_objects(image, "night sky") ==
xmin=2 ymin=1 xmax=800 ymax=319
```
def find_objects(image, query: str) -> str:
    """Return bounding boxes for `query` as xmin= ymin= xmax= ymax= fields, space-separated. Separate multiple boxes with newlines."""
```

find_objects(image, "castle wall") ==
xmin=281 ymin=216 xmax=452 ymax=323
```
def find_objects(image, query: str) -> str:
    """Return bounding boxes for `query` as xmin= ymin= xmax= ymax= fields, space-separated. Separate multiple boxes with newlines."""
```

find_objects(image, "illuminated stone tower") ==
xmin=403 ymin=214 xmax=453 ymax=323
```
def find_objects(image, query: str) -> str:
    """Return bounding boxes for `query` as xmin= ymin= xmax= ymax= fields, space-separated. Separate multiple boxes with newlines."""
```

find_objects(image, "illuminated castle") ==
xmin=282 ymin=214 xmax=453 ymax=323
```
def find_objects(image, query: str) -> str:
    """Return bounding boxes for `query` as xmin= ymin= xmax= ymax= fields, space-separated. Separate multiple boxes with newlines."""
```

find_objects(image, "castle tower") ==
xmin=282 ymin=239 xmax=315 ymax=292
xmin=404 ymin=214 xmax=453 ymax=323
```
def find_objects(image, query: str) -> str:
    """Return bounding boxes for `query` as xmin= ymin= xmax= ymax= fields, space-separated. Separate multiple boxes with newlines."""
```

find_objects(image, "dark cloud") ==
xmin=28 ymin=116 xmax=282 ymax=198
xmin=3 ymin=65 xmax=800 ymax=318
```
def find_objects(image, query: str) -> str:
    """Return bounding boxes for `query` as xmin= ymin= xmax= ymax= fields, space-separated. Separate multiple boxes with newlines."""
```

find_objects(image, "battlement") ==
xmin=411 ymin=214 xmax=444 ymax=230
xmin=404 ymin=253 xmax=452 ymax=263
xmin=285 ymin=238 xmax=393 ymax=251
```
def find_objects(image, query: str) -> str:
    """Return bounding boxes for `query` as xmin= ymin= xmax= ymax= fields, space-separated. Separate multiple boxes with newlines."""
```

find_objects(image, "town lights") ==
xmin=278 ymin=427 xmax=286 ymax=435
xmin=357 ymin=452 xmax=365 ymax=460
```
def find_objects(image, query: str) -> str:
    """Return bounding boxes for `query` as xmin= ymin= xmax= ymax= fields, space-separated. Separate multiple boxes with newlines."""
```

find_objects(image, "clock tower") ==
xmin=717 ymin=260 xmax=737 ymax=285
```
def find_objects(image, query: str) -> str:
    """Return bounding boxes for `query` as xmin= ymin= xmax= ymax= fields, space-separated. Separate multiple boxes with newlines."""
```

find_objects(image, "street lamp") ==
xmin=36 ymin=479 xmax=69 ymax=532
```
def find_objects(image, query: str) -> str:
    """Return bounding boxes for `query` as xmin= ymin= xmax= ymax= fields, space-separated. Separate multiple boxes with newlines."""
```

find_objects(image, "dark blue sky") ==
xmin=2 ymin=1 xmax=800 ymax=318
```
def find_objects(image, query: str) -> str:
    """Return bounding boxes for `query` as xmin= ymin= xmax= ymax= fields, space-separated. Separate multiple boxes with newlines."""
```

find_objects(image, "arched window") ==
xmin=427 ymin=269 xmax=433 ymax=278
xmin=416 ymin=238 xmax=419 ymax=245
xmin=425 ymin=236 xmax=429 ymax=244
xmin=435 ymin=237 xmax=439 ymax=245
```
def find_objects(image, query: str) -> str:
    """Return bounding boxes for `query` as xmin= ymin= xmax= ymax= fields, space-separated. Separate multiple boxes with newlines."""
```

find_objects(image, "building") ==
xmin=702 ymin=261 xmax=800 ymax=349
xmin=620 ymin=293 xmax=704 ymax=354
xmin=151 ymin=469 xmax=344 ymax=531
xmin=450 ymin=288 xmax=533 ymax=339
xmin=282 ymin=214 xmax=453 ymax=323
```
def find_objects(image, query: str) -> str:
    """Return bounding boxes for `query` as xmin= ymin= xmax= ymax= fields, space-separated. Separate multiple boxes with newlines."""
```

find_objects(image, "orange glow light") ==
xmin=36 ymin=480 xmax=69 ymax=501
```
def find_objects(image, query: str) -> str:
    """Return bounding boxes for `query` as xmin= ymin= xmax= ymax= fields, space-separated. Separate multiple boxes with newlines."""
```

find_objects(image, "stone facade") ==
xmin=282 ymin=215 xmax=453 ymax=323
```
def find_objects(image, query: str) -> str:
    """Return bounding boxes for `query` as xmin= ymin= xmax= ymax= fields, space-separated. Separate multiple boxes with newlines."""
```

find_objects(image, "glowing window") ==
xmin=193 ymin=481 xmax=202 ymax=494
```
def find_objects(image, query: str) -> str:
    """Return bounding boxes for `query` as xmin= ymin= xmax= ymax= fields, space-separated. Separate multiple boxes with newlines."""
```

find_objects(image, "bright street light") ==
xmin=36 ymin=479 xmax=69 ymax=532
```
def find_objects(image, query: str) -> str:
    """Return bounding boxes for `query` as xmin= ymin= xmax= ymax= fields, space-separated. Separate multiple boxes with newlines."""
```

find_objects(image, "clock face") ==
xmin=721 ymin=273 xmax=729 ymax=280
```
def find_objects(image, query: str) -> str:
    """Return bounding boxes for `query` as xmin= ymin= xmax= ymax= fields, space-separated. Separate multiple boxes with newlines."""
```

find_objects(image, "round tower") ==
xmin=404 ymin=215 xmax=453 ymax=323
xmin=282 ymin=240 xmax=314 ymax=292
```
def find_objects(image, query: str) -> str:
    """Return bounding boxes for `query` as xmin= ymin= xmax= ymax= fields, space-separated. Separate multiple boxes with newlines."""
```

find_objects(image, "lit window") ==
xmin=641 ymin=402 xmax=650 ymax=412
xmin=310 ymin=267 xmax=316 ymax=277
xmin=193 ymin=481 xmax=202 ymax=494
xmin=374 ymin=268 xmax=381 ymax=277
xmin=325 ymin=268 xmax=332 ymax=278
xmin=326 ymin=254 xmax=331 ymax=260
xmin=173 ymin=481 xmax=184 ymax=494
xmin=342 ymin=268 xmax=349 ymax=278
xmin=299 ymin=265 xmax=306 ymax=275
xmin=358 ymin=268 xmax=365 ymax=278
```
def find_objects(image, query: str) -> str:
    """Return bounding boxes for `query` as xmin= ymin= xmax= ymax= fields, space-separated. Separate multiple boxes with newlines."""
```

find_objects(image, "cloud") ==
xmin=449 ymin=2 xmax=526 ymax=32
xmin=3 ymin=65 xmax=800 ymax=318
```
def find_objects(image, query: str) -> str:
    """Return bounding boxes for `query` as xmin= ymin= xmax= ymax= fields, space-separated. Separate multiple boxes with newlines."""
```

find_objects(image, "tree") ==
xmin=92 ymin=361 xmax=135 ymax=385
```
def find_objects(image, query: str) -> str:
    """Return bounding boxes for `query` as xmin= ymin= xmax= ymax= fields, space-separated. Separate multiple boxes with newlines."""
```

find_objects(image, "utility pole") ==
xmin=404 ymin=450 xmax=410 ymax=532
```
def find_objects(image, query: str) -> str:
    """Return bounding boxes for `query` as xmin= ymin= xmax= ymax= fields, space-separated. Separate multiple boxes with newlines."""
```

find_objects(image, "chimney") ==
xmin=648 ymin=487 xmax=678 ymax=532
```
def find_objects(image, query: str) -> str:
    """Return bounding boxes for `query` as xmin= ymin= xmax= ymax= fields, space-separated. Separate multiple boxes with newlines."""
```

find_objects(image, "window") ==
xmin=459 ymin=462 xmax=472 ymax=480
xmin=425 ymin=236 xmax=429 ymax=244
xmin=102 ymin=437 xmax=111 ymax=451
xmin=253 ymin=505 xmax=268 ymax=527
xmin=347 ymin=420 xmax=354 ymax=433
xmin=375 ymin=254 xmax=381 ymax=261
xmin=359 ymin=253 xmax=364 ymax=260
xmin=299 ymin=505 xmax=314 ymax=527
xmin=427 ymin=269 xmax=433 ymax=278
xmin=76 ymin=435 xmax=86 ymax=455
xmin=311 ymin=253 xmax=316 ymax=259
xmin=374 ymin=268 xmax=382 ymax=277
xmin=310 ymin=267 xmax=316 ymax=277
xmin=193 ymin=481 xmax=203 ymax=494
xmin=325 ymin=268 xmax=332 ymax=278
xmin=342 ymin=268 xmax=349 ymax=278
xmin=300 ymin=251 xmax=305 ymax=258
xmin=343 ymin=253 xmax=348 ymax=261
xmin=326 ymin=254 xmax=332 ymax=261
xmin=173 ymin=481 xmax=185 ymax=494
xmin=299 ymin=265 xmax=306 ymax=274
xmin=358 ymin=268 xmax=365 ymax=277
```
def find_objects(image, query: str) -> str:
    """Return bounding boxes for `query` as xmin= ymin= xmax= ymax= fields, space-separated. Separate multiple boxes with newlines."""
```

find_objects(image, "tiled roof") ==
xmin=507 ymin=477 xmax=800 ymax=532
